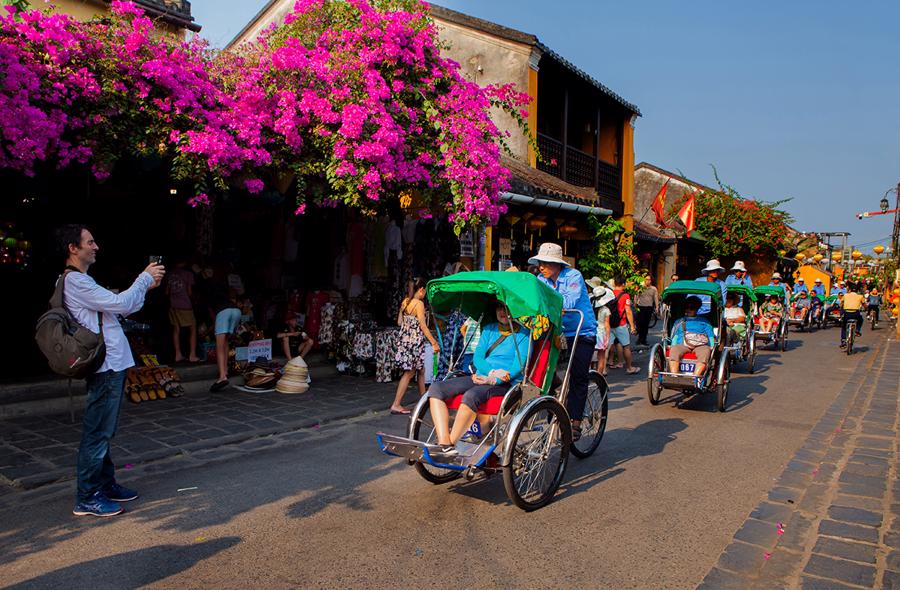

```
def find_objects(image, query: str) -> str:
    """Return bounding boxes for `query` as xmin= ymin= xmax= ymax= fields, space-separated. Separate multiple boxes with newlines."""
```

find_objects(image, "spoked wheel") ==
xmin=846 ymin=327 xmax=855 ymax=356
xmin=571 ymin=371 xmax=609 ymax=458
xmin=409 ymin=399 xmax=461 ymax=484
xmin=747 ymin=340 xmax=756 ymax=374
xmin=716 ymin=350 xmax=731 ymax=412
xmin=502 ymin=398 xmax=571 ymax=511
xmin=647 ymin=344 xmax=665 ymax=405
xmin=780 ymin=323 xmax=788 ymax=352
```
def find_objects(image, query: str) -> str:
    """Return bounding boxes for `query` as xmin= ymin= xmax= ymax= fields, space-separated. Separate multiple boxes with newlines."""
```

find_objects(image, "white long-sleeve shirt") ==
xmin=63 ymin=271 xmax=154 ymax=373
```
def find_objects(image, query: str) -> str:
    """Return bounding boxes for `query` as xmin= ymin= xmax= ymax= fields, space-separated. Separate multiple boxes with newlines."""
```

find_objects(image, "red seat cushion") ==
xmin=445 ymin=393 xmax=505 ymax=415
xmin=682 ymin=351 xmax=697 ymax=360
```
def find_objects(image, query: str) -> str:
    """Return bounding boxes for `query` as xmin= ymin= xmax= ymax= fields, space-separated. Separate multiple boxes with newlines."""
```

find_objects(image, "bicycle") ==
xmin=867 ymin=306 xmax=879 ymax=331
xmin=845 ymin=319 xmax=856 ymax=355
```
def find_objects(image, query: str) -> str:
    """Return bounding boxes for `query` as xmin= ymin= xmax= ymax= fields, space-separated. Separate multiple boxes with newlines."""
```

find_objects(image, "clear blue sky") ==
xmin=191 ymin=0 xmax=900 ymax=252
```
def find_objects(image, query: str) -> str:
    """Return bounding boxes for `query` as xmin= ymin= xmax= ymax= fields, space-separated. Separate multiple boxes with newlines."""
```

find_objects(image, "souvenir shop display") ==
xmin=125 ymin=356 xmax=184 ymax=403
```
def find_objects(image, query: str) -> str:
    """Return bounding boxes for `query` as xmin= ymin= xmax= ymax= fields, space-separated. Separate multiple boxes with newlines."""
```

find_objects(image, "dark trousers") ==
xmin=565 ymin=335 xmax=596 ymax=422
xmin=841 ymin=311 xmax=863 ymax=343
xmin=77 ymin=369 xmax=126 ymax=502
xmin=867 ymin=304 xmax=880 ymax=323
xmin=636 ymin=306 xmax=654 ymax=345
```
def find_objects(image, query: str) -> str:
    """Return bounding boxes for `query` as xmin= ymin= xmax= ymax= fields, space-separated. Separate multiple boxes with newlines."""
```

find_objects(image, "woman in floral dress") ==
xmin=390 ymin=277 xmax=439 ymax=414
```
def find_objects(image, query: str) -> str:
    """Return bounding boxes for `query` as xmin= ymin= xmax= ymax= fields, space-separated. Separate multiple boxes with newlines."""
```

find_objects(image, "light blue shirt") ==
xmin=694 ymin=277 xmax=727 ymax=315
xmin=537 ymin=267 xmax=598 ymax=338
xmin=793 ymin=283 xmax=809 ymax=295
xmin=63 ymin=271 xmax=155 ymax=373
xmin=725 ymin=274 xmax=754 ymax=288
xmin=812 ymin=284 xmax=826 ymax=297
xmin=473 ymin=323 xmax=531 ymax=384
xmin=832 ymin=287 xmax=847 ymax=296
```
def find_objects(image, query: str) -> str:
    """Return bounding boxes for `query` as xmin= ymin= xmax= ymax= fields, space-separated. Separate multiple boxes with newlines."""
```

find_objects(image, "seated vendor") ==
xmin=723 ymin=292 xmax=746 ymax=345
xmin=759 ymin=294 xmax=784 ymax=333
xmin=277 ymin=314 xmax=314 ymax=361
xmin=426 ymin=301 xmax=530 ymax=458
xmin=793 ymin=290 xmax=811 ymax=320
xmin=667 ymin=296 xmax=716 ymax=377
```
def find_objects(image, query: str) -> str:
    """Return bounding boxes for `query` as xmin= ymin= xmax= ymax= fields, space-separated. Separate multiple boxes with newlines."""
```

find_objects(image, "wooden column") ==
xmin=561 ymin=88 xmax=568 ymax=183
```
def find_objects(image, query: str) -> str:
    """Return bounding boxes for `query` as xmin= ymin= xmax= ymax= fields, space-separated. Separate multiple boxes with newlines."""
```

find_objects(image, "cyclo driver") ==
xmin=530 ymin=242 xmax=597 ymax=442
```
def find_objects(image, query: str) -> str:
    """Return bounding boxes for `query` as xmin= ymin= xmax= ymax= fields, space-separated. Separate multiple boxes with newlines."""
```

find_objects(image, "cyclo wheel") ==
xmin=502 ymin=397 xmax=571 ymax=511
xmin=716 ymin=350 xmax=730 ymax=412
xmin=647 ymin=344 xmax=664 ymax=405
xmin=408 ymin=396 xmax=461 ymax=485
xmin=746 ymin=332 xmax=756 ymax=374
xmin=780 ymin=322 xmax=788 ymax=352
xmin=571 ymin=371 xmax=609 ymax=458
xmin=846 ymin=326 xmax=854 ymax=356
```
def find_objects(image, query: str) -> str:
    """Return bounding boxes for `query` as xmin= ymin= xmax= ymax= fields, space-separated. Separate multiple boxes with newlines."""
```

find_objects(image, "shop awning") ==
xmin=634 ymin=220 xmax=675 ymax=244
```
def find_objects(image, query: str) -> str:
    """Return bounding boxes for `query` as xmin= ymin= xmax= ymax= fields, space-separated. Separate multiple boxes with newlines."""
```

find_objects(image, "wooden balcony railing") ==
xmin=536 ymin=133 xmax=622 ymax=201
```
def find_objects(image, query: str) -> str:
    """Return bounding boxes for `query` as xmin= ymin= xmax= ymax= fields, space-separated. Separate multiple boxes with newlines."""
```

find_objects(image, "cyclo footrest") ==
xmin=376 ymin=433 xmax=497 ymax=471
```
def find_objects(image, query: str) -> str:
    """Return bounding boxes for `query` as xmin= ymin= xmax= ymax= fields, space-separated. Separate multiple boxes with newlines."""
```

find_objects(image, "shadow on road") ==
xmin=3 ymin=537 xmax=240 ymax=589
xmin=444 ymin=418 xmax=687 ymax=508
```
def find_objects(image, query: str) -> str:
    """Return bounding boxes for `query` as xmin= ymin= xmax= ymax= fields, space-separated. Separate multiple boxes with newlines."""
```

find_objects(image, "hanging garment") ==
xmin=352 ymin=332 xmax=375 ymax=360
xmin=318 ymin=303 xmax=335 ymax=345
xmin=375 ymin=328 xmax=400 ymax=382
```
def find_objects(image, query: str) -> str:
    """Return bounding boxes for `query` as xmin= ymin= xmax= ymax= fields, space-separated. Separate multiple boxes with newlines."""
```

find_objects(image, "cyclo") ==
xmin=376 ymin=271 xmax=609 ymax=511
xmin=646 ymin=281 xmax=733 ymax=412
xmin=753 ymin=285 xmax=788 ymax=351
xmin=725 ymin=284 xmax=757 ymax=373
xmin=822 ymin=294 xmax=842 ymax=328
xmin=785 ymin=292 xmax=812 ymax=332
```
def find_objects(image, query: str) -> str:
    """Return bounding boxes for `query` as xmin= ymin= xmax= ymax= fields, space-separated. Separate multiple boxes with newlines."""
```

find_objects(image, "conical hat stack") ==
xmin=276 ymin=356 xmax=310 ymax=394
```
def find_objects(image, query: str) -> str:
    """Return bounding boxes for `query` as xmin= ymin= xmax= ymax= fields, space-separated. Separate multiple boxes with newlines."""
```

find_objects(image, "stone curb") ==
xmin=0 ymin=398 xmax=387 ymax=491
xmin=698 ymin=331 xmax=897 ymax=589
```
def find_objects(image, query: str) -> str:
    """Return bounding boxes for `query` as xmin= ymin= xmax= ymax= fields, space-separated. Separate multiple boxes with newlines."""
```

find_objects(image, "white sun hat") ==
xmin=527 ymin=242 xmax=569 ymax=267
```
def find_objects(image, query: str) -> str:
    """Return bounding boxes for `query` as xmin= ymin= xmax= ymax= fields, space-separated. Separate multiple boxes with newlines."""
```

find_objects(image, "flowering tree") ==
xmin=0 ymin=0 xmax=531 ymax=230
xmin=668 ymin=170 xmax=795 ymax=258
xmin=577 ymin=216 xmax=646 ymax=294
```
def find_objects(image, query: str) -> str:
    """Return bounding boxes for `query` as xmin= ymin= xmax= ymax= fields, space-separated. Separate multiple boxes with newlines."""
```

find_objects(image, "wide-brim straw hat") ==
xmin=772 ymin=272 xmax=782 ymax=280
xmin=701 ymin=259 xmax=726 ymax=275
xmin=528 ymin=242 xmax=569 ymax=267
xmin=586 ymin=276 xmax=605 ymax=289
xmin=730 ymin=261 xmax=747 ymax=272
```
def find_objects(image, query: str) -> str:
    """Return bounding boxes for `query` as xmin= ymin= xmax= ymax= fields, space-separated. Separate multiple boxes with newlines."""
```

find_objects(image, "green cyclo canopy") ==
xmin=427 ymin=271 xmax=563 ymax=326
xmin=754 ymin=285 xmax=788 ymax=301
xmin=662 ymin=280 xmax=724 ymax=305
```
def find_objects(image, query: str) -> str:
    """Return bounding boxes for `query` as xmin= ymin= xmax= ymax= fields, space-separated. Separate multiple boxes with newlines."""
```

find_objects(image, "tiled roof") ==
xmin=132 ymin=0 xmax=200 ymax=32
xmin=429 ymin=4 xmax=640 ymax=116
xmin=502 ymin=156 xmax=599 ymax=206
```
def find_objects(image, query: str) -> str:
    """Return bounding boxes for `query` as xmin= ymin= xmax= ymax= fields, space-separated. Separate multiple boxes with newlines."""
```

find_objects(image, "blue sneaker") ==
xmin=104 ymin=483 xmax=138 ymax=502
xmin=73 ymin=491 xmax=123 ymax=517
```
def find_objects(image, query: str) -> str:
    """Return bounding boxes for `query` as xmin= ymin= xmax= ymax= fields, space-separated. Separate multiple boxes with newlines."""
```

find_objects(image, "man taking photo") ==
xmin=55 ymin=224 xmax=165 ymax=517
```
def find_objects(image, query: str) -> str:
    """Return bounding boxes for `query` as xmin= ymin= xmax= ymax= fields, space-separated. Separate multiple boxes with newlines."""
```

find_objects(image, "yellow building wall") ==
xmin=527 ymin=67 xmax=539 ymax=167
xmin=24 ymin=0 xmax=187 ymax=38
xmin=794 ymin=265 xmax=832 ymax=294
xmin=620 ymin=119 xmax=635 ymax=234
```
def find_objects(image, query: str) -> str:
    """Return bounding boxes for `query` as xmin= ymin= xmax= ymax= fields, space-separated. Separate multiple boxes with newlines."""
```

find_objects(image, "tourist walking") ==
xmin=55 ymin=224 xmax=165 ymax=517
xmin=635 ymin=276 xmax=659 ymax=346
xmin=208 ymin=269 xmax=241 ymax=392
xmin=390 ymin=277 xmax=439 ymax=414
xmin=166 ymin=258 xmax=199 ymax=363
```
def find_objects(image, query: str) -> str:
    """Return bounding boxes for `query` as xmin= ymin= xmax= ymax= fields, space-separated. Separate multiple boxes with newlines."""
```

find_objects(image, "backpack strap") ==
xmin=484 ymin=334 xmax=509 ymax=358
xmin=54 ymin=267 xmax=102 ymax=329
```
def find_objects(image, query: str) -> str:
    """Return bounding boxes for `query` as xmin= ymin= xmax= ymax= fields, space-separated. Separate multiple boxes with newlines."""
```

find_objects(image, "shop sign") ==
xmin=498 ymin=238 xmax=512 ymax=257
xmin=248 ymin=339 xmax=273 ymax=361
xmin=235 ymin=347 xmax=249 ymax=362
xmin=460 ymin=231 xmax=474 ymax=257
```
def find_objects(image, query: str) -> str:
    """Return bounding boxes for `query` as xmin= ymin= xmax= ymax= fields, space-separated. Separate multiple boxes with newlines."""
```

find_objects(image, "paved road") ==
xmin=0 ymin=328 xmax=884 ymax=589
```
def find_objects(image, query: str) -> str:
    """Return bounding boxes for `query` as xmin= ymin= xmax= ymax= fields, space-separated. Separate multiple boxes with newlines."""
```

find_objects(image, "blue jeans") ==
xmin=77 ymin=369 xmax=126 ymax=502
xmin=565 ymin=335 xmax=596 ymax=422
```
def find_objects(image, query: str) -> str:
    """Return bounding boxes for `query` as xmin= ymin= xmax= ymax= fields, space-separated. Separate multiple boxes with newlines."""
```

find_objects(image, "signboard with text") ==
xmin=247 ymin=339 xmax=273 ymax=361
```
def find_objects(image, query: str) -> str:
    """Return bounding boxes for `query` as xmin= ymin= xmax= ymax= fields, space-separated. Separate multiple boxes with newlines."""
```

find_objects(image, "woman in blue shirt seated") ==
xmin=667 ymin=296 xmax=717 ymax=377
xmin=426 ymin=301 xmax=530 ymax=458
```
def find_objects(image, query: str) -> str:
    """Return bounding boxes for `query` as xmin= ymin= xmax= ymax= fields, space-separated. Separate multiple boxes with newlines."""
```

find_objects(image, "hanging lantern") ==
xmin=813 ymin=253 xmax=823 ymax=263
xmin=832 ymin=251 xmax=843 ymax=261
xmin=778 ymin=249 xmax=787 ymax=257
xmin=893 ymin=287 xmax=900 ymax=296
xmin=893 ymin=295 xmax=900 ymax=305
xmin=3 ymin=237 xmax=17 ymax=249
xmin=527 ymin=218 xmax=546 ymax=249
xmin=851 ymin=250 xmax=862 ymax=260
xmin=873 ymin=245 xmax=885 ymax=255
xmin=507 ymin=215 xmax=520 ymax=240
xmin=795 ymin=253 xmax=806 ymax=261
xmin=399 ymin=190 xmax=413 ymax=209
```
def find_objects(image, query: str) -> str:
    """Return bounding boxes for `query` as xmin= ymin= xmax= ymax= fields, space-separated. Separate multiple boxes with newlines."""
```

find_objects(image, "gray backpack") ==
xmin=34 ymin=268 xmax=106 ymax=378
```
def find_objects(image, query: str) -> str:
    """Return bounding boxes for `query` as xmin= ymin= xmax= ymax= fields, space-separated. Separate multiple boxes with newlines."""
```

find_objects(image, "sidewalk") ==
xmin=699 ymin=330 xmax=900 ymax=589
xmin=0 ymin=373 xmax=398 ymax=491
